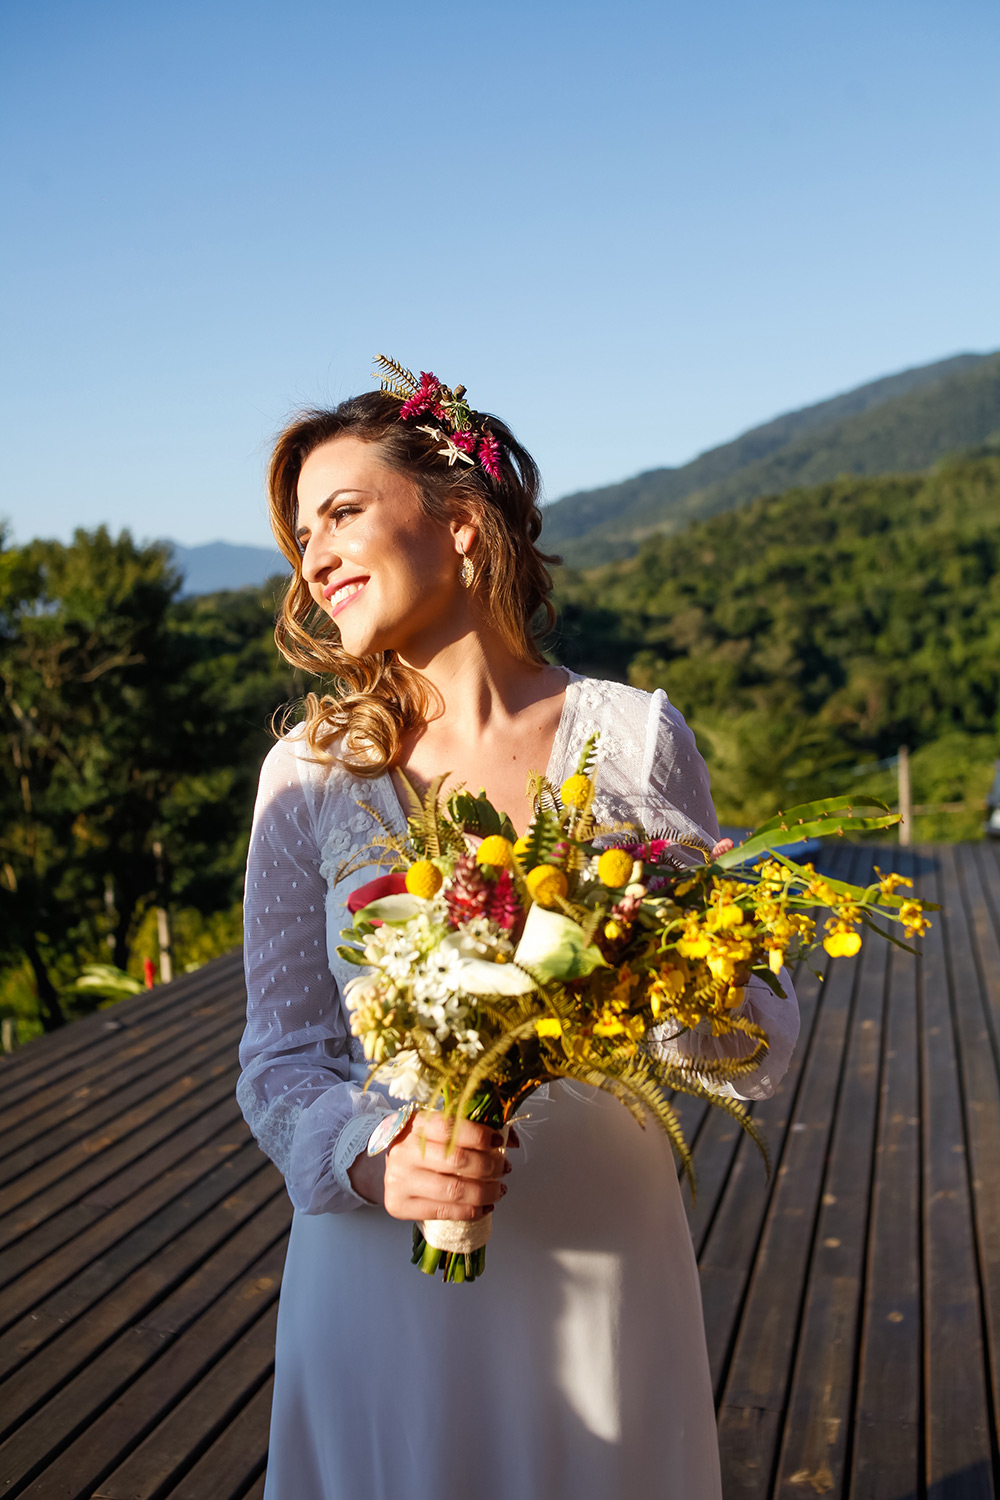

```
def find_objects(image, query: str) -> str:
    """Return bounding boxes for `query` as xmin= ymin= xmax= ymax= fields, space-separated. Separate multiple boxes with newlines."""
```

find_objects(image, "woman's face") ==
xmin=295 ymin=434 xmax=473 ymax=661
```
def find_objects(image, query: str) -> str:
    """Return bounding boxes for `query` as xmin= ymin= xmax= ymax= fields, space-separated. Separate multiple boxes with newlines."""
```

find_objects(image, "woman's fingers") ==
xmin=381 ymin=1113 xmax=512 ymax=1222
xmin=409 ymin=1112 xmax=506 ymax=1151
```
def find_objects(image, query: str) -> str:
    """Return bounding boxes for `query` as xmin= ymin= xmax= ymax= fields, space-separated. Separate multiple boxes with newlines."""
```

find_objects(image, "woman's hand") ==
xmin=349 ymin=1113 xmax=515 ymax=1219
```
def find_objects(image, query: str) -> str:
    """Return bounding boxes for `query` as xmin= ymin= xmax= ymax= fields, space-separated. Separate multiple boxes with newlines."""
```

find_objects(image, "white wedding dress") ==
xmin=238 ymin=672 xmax=800 ymax=1500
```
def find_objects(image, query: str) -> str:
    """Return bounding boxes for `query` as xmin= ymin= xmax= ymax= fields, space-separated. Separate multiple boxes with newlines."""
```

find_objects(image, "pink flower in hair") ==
xmin=400 ymin=371 xmax=444 ymax=422
xmin=451 ymin=428 xmax=477 ymax=454
xmin=478 ymin=431 xmax=501 ymax=479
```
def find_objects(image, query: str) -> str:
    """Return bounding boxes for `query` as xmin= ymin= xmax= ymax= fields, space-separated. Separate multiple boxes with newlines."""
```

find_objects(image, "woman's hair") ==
xmin=267 ymin=389 xmax=560 ymax=776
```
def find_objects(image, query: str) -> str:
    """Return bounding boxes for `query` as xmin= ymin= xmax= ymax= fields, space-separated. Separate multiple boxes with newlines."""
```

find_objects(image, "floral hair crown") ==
xmin=373 ymin=354 xmax=502 ymax=481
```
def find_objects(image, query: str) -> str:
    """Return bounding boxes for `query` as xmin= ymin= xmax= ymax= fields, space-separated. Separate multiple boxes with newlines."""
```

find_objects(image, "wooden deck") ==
xmin=2 ymin=842 xmax=999 ymax=1499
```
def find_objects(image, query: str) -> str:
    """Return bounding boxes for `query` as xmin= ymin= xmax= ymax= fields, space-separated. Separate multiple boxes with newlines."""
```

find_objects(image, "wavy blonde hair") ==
xmin=267 ymin=390 xmax=559 ymax=775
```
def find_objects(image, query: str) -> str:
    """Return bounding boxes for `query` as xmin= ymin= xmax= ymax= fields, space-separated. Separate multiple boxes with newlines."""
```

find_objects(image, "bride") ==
xmin=237 ymin=366 xmax=800 ymax=1499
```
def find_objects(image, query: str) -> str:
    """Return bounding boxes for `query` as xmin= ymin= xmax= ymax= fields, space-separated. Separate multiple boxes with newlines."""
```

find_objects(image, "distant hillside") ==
xmin=554 ymin=450 xmax=1000 ymax=827
xmin=169 ymin=540 xmax=284 ymax=596
xmin=543 ymin=351 xmax=1000 ymax=567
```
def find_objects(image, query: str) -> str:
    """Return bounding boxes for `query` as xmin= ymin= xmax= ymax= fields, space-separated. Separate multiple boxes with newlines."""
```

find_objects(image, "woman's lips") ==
xmin=324 ymin=577 xmax=369 ymax=617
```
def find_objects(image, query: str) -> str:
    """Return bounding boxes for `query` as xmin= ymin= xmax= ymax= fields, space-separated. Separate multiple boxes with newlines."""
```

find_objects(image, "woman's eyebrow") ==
xmin=295 ymin=488 xmax=369 ymax=541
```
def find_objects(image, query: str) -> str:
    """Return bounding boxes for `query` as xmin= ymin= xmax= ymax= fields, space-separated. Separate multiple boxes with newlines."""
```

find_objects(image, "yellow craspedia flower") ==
xmin=525 ymin=864 xmax=569 ymax=907
xmin=513 ymin=835 xmax=532 ymax=867
xmin=560 ymin=773 xmax=591 ymax=808
xmin=405 ymin=860 xmax=443 ymax=898
xmin=823 ymin=929 xmax=862 ymax=957
xmin=597 ymin=847 xmax=634 ymax=888
xmin=536 ymin=1017 xmax=563 ymax=1038
xmin=476 ymin=835 xmax=515 ymax=870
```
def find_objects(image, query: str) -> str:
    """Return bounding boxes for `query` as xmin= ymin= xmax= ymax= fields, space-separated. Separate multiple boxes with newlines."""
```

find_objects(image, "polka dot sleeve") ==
xmin=236 ymin=736 xmax=391 ymax=1213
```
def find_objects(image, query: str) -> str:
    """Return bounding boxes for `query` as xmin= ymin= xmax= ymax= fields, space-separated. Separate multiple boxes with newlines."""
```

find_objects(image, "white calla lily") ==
xmin=356 ymin=894 xmax=428 ymax=923
xmin=453 ymin=957 xmax=536 ymax=996
xmin=513 ymin=904 xmax=607 ymax=981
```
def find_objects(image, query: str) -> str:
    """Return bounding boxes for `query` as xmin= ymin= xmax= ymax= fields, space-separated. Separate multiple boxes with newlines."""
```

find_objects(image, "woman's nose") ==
xmin=301 ymin=531 xmax=338 ymax=584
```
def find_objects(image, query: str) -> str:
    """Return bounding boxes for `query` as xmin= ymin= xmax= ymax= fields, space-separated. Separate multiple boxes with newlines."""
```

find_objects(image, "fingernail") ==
xmin=491 ymin=1131 xmax=505 ymax=1148
xmin=499 ymin=1183 xmax=508 ymax=1197
xmin=508 ymin=1127 xmax=521 ymax=1148
xmin=502 ymin=1159 xmax=512 ymax=1174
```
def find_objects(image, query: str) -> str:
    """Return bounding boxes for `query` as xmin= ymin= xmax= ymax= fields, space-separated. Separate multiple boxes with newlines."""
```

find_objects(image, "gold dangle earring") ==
xmin=460 ymin=551 xmax=475 ymax=588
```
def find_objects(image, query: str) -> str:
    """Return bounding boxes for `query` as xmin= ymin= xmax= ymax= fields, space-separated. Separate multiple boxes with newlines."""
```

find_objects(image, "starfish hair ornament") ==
xmin=373 ymin=354 xmax=503 ymax=483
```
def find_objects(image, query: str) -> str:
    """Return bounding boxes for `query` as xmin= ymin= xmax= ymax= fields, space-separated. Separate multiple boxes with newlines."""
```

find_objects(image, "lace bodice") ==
xmin=237 ymin=672 xmax=800 ymax=1213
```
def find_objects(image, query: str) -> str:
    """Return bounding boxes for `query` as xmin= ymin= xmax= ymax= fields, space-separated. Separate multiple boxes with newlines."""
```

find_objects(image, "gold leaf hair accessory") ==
xmin=373 ymin=354 xmax=502 ymax=481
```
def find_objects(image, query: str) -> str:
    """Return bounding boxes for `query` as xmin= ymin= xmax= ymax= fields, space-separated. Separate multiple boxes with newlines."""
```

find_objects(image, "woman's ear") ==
xmin=451 ymin=518 xmax=478 ymax=558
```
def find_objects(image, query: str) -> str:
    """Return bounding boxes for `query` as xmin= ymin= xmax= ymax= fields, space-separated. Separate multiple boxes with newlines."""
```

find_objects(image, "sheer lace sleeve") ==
xmin=237 ymin=736 xmax=392 ymax=1213
xmin=642 ymin=689 xmax=800 ymax=1101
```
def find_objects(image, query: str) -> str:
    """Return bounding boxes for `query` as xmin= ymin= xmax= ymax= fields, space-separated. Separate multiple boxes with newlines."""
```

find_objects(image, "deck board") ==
xmin=2 ymin=845 xmax=999 ymax=1498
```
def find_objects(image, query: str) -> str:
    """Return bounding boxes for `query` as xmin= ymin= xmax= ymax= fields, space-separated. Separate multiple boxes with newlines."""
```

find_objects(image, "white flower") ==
xmin=377 ymin=1048 xmax=430 ymax=1102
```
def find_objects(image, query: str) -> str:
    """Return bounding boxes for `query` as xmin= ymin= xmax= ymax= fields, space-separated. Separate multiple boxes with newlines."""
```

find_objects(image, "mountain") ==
xmin=553 ymin=450 xmax=1000 ymax=830
xmin=169 ymin=540 xmax=285 ymax=596
xmin=543 ymin=351 xmax=1000 ymax=567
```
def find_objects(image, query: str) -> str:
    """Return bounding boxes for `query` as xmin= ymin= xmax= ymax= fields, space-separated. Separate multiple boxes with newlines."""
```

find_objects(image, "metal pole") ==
xmin=897 ymin=746 xmax=912 ymax=847
xmin=152 ymin=840 xmax=174 ymax=983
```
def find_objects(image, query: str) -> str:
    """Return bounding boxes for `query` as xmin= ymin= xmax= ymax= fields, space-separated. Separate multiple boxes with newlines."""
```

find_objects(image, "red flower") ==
xmin=478 ymin=431 xmax=501 ymax=479
xmin=400 ymin=372 xmax=444 ymax=422
xmin=347 ymin=872 xmax=408 ymax=914
xmin=486 ymin=868 xmax=522 ymax=932
xmin=451 ymin=428 xmax=477 ymax=453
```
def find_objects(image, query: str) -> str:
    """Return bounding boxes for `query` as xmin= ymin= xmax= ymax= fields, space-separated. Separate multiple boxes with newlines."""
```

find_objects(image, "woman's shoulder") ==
xmin=570 ymin=673 xmax=678 ymax=731
xmin=256 ymin=722 xmax=360 ymax=796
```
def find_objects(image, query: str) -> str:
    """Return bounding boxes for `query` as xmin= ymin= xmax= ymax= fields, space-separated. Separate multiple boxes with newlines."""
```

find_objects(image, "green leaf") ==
xmin=715 ymin=811 xmax=899 ymax=867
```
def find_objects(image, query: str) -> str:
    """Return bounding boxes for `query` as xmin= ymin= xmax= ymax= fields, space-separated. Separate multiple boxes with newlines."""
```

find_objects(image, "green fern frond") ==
xmin=454 ymin=1016 xmax=544 ymax=1122
xmin=574 ymin=732 xmax=600 ymax=779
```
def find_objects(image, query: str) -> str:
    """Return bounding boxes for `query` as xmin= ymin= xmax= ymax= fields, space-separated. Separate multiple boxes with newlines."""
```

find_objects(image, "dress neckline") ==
xmin=375 ymin=667 xmax=580 ymax=837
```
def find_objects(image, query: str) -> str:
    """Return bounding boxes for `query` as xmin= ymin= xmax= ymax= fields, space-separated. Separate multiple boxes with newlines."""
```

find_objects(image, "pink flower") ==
xmin=451 ymin=428 xmax=477 ymax=454
xmin=478 ymin=431 xmax=501 ymax=479
xmin=400 ymin=371 xmax=443 ymax=422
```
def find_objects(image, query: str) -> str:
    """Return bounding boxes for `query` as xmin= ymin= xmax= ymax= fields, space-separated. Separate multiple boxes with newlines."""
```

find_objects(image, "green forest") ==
xmin=557 ymin=451 xmax=1000 ymax=829
xmin=3 ymin=449 xmax=999 ymax=1043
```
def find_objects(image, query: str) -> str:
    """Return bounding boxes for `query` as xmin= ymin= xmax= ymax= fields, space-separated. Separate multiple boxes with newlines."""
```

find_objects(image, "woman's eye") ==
xmin=332 ymin=505 xmax=360 ymax=525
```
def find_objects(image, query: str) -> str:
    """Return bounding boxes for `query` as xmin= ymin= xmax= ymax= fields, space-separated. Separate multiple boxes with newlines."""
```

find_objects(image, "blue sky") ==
xmin=2 ymin=0 xmax=997 ymax=548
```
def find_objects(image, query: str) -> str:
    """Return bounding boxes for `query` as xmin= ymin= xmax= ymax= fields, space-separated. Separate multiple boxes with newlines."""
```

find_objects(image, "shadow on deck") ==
xmin=1 ymin=843 xmax=999 ymax=1498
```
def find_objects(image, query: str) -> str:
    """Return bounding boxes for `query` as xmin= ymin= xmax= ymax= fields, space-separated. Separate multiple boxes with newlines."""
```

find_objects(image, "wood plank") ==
xmin=715 ymin=851 xmax=870 ymax=1499
xmin=0 ymin=1157 xmax=283 ymax=1432
xmin=0 ymin=1134 xmax=268 ymax=1392
xmin=0 ymin=1215 xmax=287 ymax=1498
xmin=158 ymin=1378 xmax=272 ymax=1500
xmin=0 ymin=1026 xmax=244 ymax=1236
xmin=919 ymin=854 xmax=994 ymax=1494
xmin=0 ymin=1075 xmax=243 ymax=1279
xmin=0 ymin=1001 xmax=244 ymax=1174
xmin=774 ymin=893 xmax=889 ymax=1496
xmin=93 ymin=1312 xmax=277 ymax=1499
xmin=697 ymin=955 xmax=824 ymax=1397
xmin=936 ymin=845 xmax=1000 ymax=1468
xmin=0 ymin=953 xmax=244 ymax=1106
xmin=849 ymin=852 xmax=922 ymax=1500
xmin=0 ymin=1108 xmax=250 ymax=1335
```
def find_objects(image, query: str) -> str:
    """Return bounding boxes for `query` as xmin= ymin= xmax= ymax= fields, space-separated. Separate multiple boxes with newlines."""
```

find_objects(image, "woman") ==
xmin=238 ymin=370 xmax=799 ymax=1500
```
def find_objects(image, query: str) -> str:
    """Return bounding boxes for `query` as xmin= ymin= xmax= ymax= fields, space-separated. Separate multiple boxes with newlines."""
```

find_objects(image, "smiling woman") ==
xmin=266 ymin=387 xmax=558 ymax=778
xmin=236 ymin=362 xmax=800 ymax=1500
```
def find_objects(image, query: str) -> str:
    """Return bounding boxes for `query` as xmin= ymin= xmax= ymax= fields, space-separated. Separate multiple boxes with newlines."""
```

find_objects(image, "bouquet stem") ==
xmin=411 ymin=1087 xmax=508 ymax=1283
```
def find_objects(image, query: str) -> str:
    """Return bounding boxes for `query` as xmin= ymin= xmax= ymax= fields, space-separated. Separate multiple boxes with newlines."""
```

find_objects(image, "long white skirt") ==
xmin=265 ymin=1083 xmax=723 ymax=1500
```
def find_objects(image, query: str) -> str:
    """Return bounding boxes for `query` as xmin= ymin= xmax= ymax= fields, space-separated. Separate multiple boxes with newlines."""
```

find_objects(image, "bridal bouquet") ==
xmin=337 ymin=737 xmax=933 ymax=1282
